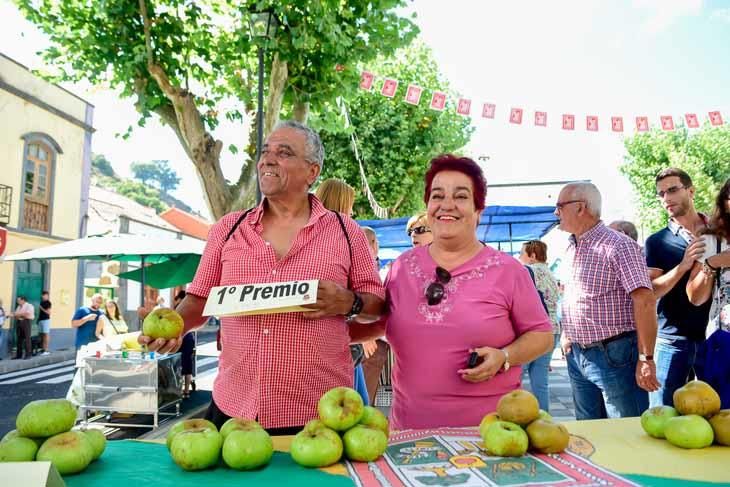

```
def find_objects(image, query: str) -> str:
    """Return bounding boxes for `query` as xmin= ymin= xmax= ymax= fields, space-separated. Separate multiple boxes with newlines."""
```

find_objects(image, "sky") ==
xmin=1 ymin=0 xmax=729 ymax=234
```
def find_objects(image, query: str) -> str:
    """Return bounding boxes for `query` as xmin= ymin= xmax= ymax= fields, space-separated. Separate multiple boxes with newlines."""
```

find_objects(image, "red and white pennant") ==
xmin=359 ymin=71 xmax=726 ymax=132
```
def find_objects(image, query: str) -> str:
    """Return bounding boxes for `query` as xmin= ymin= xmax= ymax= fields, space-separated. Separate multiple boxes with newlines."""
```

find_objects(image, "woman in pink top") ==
xmin=384 ymin=155 xmax=553 ymax=430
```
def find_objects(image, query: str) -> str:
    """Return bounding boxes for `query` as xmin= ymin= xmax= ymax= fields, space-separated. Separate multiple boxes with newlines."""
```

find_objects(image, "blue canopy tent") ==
xmin=358 ymin=205 xmax=559 ymax=263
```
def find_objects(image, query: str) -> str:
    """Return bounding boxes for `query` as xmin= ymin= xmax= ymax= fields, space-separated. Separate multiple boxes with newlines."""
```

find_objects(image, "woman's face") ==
xmin=427 ymin=170 xmax=481 ymax=242
xmin=409 ymin=222 xmax=433 ymax=247
xmin=106 ymin=301 xmax=116 ymax=313
xmin=518 ymin=247 xmax=534 ymax=265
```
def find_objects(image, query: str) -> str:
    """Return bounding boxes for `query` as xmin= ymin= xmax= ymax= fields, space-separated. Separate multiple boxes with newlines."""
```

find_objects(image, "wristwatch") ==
xmin=500 ymin=348 xmax=511 ymax=372
xmin=639 ymin=353 xmax=654 ymax=362
xmin=345 ymin=292 xmax=364 ymax=320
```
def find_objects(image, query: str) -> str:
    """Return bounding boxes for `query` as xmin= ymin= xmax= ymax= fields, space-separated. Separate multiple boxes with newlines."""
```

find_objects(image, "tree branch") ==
xmin=263 ymin=52 xmax=288 ymax=136
xmin=138 ymin=0 xmax=154 ymax=66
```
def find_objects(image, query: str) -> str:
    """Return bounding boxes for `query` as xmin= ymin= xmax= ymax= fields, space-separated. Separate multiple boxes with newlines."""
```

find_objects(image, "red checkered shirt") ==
xmin=561 ymin=221 xmax=652 ymax=345
xmin=187 ymin=196 xmax=385 ymax=428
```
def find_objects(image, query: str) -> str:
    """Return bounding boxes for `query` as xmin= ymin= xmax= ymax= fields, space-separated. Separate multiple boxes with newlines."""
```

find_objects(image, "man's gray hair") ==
xmin=273 ymin=120 xmax=325 ymax=167
xmin=360 ymin=226 xmax=377 ymax=238
xmin=566 ymin=182 xmax=602 ymax=217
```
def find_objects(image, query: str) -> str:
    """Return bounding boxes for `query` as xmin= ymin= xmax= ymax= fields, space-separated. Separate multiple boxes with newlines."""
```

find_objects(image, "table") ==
xmin=63 ymin=418 xmax=730 ymax=487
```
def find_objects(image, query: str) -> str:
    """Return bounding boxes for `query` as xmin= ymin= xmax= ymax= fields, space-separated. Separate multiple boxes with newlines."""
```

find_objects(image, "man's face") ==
xmin=257 ymin=127 xmax=321 ymax=199
xmin=42 ymin=293 xmax=48 ymax=300
xmin=91 ymin=296 xmax=103 ymax=309
xmin=656 ymin=176 xmax=693 ymax=219
xmin=554 ymin=188 xmax=585 ymax=234
xmin=366 ymin=234 xmax=379 ymax=258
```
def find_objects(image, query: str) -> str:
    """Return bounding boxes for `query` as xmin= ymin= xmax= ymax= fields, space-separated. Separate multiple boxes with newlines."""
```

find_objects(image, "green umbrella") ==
xmin=116 ymin=254 xmax=201 ymax=289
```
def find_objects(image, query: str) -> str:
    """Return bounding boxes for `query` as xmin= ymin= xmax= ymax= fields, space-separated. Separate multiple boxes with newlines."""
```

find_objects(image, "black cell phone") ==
xmin=467 ymin=351 xmax=480 ymax=368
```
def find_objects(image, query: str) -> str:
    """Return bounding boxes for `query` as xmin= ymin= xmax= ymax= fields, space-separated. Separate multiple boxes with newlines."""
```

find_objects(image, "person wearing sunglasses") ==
xmin=556 ymin=182 xmax=660 ymax=421
xmin=406 ymin=212 xmax=433 ymax=247
xmin=354 ymin=154 xmax=553 ymax=430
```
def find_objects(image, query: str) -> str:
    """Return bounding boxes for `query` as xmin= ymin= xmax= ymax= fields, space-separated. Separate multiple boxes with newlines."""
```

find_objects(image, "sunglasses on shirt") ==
xmin=425 ymin=266 xmax=451 ymax=305
xmin=408 ymin=225 xmax=431 ymax=237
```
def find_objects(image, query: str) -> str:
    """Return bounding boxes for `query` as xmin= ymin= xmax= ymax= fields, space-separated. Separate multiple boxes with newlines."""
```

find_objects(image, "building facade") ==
xmin=0 ymin=53 xmax=94 ymax=350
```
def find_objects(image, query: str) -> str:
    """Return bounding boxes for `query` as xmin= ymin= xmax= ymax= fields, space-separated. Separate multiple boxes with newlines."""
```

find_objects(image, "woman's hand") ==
xmin=457 ymin=346 xmax=507 ymax=383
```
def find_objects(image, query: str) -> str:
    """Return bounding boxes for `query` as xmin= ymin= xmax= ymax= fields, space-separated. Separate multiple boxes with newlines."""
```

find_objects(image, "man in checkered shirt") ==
xmin=141 ymin=121 xmax=386 ymax=434
xmin=556 ymin=183 xmax=660 ymax=420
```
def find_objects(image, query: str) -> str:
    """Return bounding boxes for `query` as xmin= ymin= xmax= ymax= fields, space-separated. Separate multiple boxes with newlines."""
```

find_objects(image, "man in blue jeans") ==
xmin=556 ymin=183 xmax=660 ymax=420
xmin=645 ymin=168 xmax=711 ymax=407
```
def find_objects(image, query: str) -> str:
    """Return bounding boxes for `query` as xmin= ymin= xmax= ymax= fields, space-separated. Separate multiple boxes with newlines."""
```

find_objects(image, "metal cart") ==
xmin=80 ymin=352 xmax=183 ymax=429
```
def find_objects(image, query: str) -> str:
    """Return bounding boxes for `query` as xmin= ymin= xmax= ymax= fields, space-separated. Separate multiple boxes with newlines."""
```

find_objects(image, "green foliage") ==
xmin=621 ymin=123 xmax=730 ymax=233
xmin=91 ymin=154 xmax=115 ymax=177
xmin=131 ymin=160 xmax=181 ymax=193
xmin=313 ymin=42 xmax=474 ymax=219
xmin=14 ymin=0 xmax=418 ymax=153
xmin=115 ymin=179 xmax=168 ymax=214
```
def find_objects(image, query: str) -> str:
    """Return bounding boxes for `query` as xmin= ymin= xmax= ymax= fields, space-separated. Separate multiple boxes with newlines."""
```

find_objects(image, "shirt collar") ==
xmin=569 ymin=220 xmax=604 ymax=245
xmin=248 ymin=194 xmax=328 ymax=228
xmin=667 ymin=213 xmax=709 ymax=236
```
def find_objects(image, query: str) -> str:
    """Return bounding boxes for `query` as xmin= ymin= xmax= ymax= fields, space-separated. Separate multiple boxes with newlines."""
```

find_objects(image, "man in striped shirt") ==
xmin=557 ymin=183 xmax=660 ymax=420
xmin=141 ymin=121 xmax=385 ymax=434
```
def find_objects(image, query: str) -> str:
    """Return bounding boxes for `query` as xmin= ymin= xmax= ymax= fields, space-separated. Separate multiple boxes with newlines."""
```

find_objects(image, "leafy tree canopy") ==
xmin=313 ymin=42 xmax=474 ymax=219
xmin=16 ymin=0 xmax=418 ymax=218
xmin=621 ymin=124 xmax=730 ymax=233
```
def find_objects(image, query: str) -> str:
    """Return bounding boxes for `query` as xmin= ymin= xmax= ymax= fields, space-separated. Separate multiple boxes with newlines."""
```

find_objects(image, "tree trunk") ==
xmin=264 ymin=53 xmax=288 ymax=136
xmin=293 ymin=101 xmax=310 ymax=123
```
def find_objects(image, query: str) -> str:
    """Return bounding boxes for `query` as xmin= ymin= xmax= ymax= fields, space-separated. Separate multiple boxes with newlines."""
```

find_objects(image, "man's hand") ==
xmin=457 ymin=346 xmax=506 ymax=383
xmin=301 ymin=281 xmax=354 ymax=319
xmin=636 ymin=360 xmax=660 ymax=392
xmin=137 ymin=335 xmax=183 ymax=354
xmin=85 ymin=313 xmax=97 ymax=322
xmin=679 ymin=238 xmax=706 ymax=272
xmin=560 ymin=333 xmax=572 ymax=356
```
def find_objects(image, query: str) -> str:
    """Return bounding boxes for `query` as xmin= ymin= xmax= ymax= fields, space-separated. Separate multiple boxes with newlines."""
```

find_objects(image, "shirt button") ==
xmin=265 ymin=241 xmax=270 ymax=246
xmin=272 ymin=270 xmax=277 ymax=275
xmin=263 ymin=329 xmax=269 ymax=335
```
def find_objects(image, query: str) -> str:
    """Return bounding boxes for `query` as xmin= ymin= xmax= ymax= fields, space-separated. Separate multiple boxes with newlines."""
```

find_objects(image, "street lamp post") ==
xmin=248 ymin=11 xmax=278 ymax=204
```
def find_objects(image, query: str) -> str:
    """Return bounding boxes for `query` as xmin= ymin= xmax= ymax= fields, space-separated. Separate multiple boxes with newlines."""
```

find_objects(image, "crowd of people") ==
xmin=137 ymin=119 xmax=728 ymax=435
xmin=1 ymin=119 xmax=727 ymax=436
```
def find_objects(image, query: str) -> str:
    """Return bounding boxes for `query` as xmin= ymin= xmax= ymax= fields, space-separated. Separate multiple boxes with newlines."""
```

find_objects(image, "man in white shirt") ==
xmin=12 ymin=296 xmax=35 ymax=359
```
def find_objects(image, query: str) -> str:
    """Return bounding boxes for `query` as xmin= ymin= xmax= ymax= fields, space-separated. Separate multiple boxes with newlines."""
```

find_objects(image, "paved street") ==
xmin=0 ymin=331 xmax=219 ymax=438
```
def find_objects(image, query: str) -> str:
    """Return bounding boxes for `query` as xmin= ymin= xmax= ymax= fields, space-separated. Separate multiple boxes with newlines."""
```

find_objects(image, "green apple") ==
xmin=640 ymin=406 xmax=679 ymax=439
xmin=343 ymin=425 xmax=388 ymax=462
xmin=80 ymin=429 xmax=106 ymax=460
xmin=496 ymin=390 xmax=540 ymax=426
xmin=709 ymin=410 xmax=730 ymax=446
xmin=170 ymin=428 xmax=223 ymax=471
xmin=479 ymin=412 xmax=501 ymax=439
xmin=166 ymin=418 xmax=217 ymax=450
xmin=0 ymin=437 xmax=38 ymax=462
xmin=537 ymin=409 xmax=553 ymax=422
xmin=317 ymin=387 xmax=364 ymax=431
xmin=525 ymin=419 xmax=569 ymax=453
xmin=1 ymin=429 xmax=45 ymax=448
xmin=483 ymin=421 xmax=529 ymax=457
xmin=222 ymin=428 xmax=273 ymax=470
xmin=36 ymin=431 xmax=94 ymax=475
xmin=16 ymin=399 xmax=77 ymax=438
xmin=290 ymin=419 xmax=343 ymax=468
xmin=358 ymin=406 xmax=389 ymax=437
xmin=664 ymin=415 xmax=714 ymax=449
xmin=143 ymin=308 xmax=185 ymax=339
xmin=220 ymin=418 xmax=263 ymax=441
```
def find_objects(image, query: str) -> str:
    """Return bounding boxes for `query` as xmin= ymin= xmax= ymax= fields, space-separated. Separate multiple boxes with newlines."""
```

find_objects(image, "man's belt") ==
xmin=577 ymin=330 xmax=636 ymax=349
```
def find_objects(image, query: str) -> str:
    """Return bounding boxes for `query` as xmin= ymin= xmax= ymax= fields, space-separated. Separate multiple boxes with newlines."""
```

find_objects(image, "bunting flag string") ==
xmin=358 ymin=71 xmax=727 ymax=133
xmin=337 ymin=97 xmax=389 ymax=219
